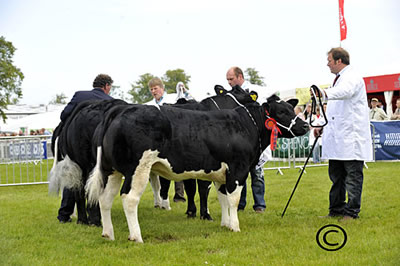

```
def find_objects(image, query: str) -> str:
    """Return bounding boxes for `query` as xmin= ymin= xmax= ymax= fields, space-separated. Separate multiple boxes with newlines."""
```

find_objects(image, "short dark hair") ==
xmin=328 ymin=47 xmax=350 ymax=65
xmin=232 ymin=67 xmax=244 ymax=78
xmin=93 ymin=74 xmax=113 ymax=88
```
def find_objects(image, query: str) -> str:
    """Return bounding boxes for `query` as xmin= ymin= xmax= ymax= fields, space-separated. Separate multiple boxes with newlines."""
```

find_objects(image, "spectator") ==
xmin=294 ymin=106 xmax=305 ymax=120
xmin=226 ymin=66 xmax=266 ymax=213
xmin=309 ymin=106 xmax=324 ymax=163
xmin=176 ymin=82 xmax=195 ymax=101
xmin=145 ymin=77 xmax=186 ymax=208
xmin=313 ymin=47 xmax=372 ymax=221
xmin=57 ymin=73 xmax=113 ymax=225
xmin=304 ymin=103 xmax=312 ymax=120
xmin=390 ymin=98 xmax=400 ymax=120
xmin=369 ymin=98 xmax=387 ymax=121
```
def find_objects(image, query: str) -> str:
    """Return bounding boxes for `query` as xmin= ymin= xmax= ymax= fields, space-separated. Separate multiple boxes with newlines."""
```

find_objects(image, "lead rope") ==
xmin=281 ymin=85 xmax=328 ymax=218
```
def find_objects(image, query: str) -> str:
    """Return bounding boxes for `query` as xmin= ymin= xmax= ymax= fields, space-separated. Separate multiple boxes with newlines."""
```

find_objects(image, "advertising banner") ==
xmin=371 ymin=121 xmax=400 ymax=160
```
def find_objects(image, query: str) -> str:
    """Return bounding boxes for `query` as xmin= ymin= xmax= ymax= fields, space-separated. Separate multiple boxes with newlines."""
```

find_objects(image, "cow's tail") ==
xmin=48 ymin=137 xmax=60 ymax=195
xmin=48 ymin=155 xmax=83 ymax=196
xmin=86 ymin=146 xmax=104 ymax=205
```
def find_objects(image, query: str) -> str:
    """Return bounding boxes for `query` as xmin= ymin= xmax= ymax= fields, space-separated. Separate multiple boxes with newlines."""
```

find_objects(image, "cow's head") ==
xmin=262 ymin=94 xmax=309 ymax=139
xmin=214 ymin=84 xmax=258 ymax=105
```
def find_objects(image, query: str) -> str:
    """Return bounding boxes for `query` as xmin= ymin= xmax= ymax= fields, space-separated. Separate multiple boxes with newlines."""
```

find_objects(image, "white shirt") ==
xmin=322 ymin=65 xmax=373 ymax=161
xmin=145 ymin=91 xmax=178 ymax=106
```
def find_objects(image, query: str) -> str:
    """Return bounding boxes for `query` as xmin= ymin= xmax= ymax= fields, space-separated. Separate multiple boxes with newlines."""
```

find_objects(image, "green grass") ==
xmin=0 ymin=162 xmax=399 ymax=265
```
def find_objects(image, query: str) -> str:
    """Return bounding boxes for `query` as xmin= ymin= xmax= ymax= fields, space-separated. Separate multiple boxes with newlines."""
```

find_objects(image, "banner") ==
xmin=273 ymin=132 xmax=311 ymax=158
xmin=339 ymin=0 xmax=347 ymax=41
xmin=371 ymin=121 xmax=400 ymax=160
xmin=6 ymin=140 xmax=47 ymax=161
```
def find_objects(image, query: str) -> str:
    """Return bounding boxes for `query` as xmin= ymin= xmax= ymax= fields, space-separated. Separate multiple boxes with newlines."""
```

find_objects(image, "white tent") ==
xmin=0 ymin=110 xmax=61 ymax=133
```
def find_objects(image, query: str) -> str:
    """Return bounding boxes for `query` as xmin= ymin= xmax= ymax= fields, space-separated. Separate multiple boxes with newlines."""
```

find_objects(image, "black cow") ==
xmin=49 ymin=99 xmax=129 ymax=225
xmin=164 ymin=85 xmax=258 ymax=220
xmin=86 ymin=94 xmax=309 ymax=242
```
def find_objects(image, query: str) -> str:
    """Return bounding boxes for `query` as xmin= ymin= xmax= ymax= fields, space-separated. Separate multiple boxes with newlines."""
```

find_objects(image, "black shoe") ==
xmin=254 ymin=207 xmax=265 ymax=213
xmin=59 ymin=218 xmax=72 ymax=224
xmin=173 ymin=195 xmax=186 ymax=203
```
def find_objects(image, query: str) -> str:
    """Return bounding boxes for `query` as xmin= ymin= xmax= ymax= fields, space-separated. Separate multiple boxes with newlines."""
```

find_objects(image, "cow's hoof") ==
xmin=77 ymin=220 xmax=89 ymax=225
xmin=186 ymin=211 xmax=196 ymax=218
xmin=128 ymin=236 xmax=143 ymax=243
xmin=200 ymin=214 xmax=213 ymax=221
xmin=102 ymin=234 xmax=114 ymax=241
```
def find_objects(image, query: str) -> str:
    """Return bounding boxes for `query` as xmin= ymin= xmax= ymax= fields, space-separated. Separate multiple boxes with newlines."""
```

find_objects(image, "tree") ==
xmin=0 ymin=36 xmax=24 ymax=122
xmin=49 ymin=93 xmax=68 ymax=104
xmin=245 ymin=67 xmax=265 ymax=86
xmin=129 ymin=73 xmax=155 ymax=104
xmin=162 ymin=69 xmax=191 ymax=94
xmin=110 ymin=85 xmax=128 ymax=102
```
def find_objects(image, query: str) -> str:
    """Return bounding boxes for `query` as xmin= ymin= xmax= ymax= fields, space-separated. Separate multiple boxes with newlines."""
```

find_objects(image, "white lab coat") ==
xmin=322 ymin=65 xmax=373 ymax=161
xmin=145 ymin=91 xmax=178 ymax=106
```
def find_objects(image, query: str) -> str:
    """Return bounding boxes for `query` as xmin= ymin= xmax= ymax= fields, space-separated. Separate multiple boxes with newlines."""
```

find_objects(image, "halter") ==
xmin=264 ymin=106 xmax=300 ymax=138
xmin=211 ymin=93 xmax=263 ymax=155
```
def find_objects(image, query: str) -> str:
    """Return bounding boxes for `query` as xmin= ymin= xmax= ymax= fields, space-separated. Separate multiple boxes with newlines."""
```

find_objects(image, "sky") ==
xmin=1 ymin=0 xmax=400 ymax=105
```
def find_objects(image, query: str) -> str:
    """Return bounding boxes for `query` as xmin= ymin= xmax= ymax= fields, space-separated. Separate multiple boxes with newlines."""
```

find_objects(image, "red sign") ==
xmin=363 ymin=73 xmax=400 ymax=93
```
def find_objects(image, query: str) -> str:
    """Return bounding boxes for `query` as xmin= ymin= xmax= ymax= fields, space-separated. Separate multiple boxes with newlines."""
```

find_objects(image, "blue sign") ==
xmin=371 ymin=121 xmax=400 ymax=160
xmin=8 ymin=140 xmax=47 ymax=160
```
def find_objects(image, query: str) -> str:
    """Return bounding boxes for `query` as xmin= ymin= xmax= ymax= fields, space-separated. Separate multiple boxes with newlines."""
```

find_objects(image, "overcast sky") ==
xmin=1 ymin=0 xmax=399 ymax=104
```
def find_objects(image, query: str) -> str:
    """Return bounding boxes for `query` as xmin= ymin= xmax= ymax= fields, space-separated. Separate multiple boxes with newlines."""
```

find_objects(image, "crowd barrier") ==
xmin=0 ymin=135 xmax=53 ymax=186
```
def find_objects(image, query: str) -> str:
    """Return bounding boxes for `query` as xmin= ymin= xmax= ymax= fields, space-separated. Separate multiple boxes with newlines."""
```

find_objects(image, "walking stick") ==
xmin=281 ymin=85 xmax=327 ymax=218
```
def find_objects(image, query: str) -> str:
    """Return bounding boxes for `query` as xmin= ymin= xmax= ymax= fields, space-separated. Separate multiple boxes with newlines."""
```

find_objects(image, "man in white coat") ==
xmin=313 ymin=47 xmax=372 ymax=221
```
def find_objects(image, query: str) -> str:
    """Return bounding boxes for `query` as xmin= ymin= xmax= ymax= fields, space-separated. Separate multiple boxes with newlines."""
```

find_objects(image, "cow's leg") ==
xmin=159 ymin=176 xmax=171 ymax=210
xmin=149 ymin=172 xmax=162 ymax=208
xmin=226 ymin=181 xmax=242 ymax=232
xmin=75 ymin=188 xmax=89 ymax=225
xmin=122 ymin=163 xmax=153 ymax=243
xmin=198 ymin=180 xmax=212 ymax=221
xmin=98 ymin=172 xmax=123 ymax=241
xmin=215 ymin=183 xmax=229 ymax=228
xmin=184 ymin=179 xmax=197 ymax=218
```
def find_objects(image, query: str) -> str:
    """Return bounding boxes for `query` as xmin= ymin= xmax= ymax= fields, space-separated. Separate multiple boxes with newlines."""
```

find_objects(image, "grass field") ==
xmin=0 ymin=161 xmax=399 ymax=265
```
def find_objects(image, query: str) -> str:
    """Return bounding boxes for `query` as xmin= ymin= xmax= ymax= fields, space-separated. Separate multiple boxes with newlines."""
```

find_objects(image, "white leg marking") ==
xmin=99 ymin=172 xmax=123 ymax=241
xmin=122 ymin=151 xmax=155 ymax=243
xmin=149 ymin=172 xmax=162 ymax=208
xmin=226 ymin=183 xmax=243 ymax=232
xmin=215 ymin=182 xmax=229 ymax=228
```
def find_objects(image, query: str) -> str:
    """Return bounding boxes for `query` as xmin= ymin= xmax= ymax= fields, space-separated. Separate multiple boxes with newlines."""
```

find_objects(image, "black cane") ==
xmin=281 ymin=134 xmax=320 ymax=218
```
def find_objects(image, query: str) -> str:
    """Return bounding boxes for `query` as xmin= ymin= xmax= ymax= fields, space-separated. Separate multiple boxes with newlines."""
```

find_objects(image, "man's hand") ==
xmin=314 ymin=128 xmax=323 ymax=137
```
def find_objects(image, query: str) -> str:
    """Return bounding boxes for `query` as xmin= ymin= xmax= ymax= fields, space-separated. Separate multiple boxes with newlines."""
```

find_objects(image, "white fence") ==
xmin=0 ymin=135 xmax=53 ymax=186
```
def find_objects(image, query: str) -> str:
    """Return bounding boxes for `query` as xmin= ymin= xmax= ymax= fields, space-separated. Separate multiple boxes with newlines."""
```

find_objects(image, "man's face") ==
xmin=226 ymin=70 xmax=243 ymax=88
xmin=327 ymin=53 xmax=340 ymax=74
xmin=150 ymin=85 xmax=164 ymax=101
xmin=371 ymin=100 xmax=378 ymax=108
xmin=396 ymin=100 xmax=400 ymax=108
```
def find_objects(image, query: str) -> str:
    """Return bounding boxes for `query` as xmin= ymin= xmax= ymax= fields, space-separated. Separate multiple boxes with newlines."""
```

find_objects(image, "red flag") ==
xmin=339 ymin=0 xmax=347 ymax=41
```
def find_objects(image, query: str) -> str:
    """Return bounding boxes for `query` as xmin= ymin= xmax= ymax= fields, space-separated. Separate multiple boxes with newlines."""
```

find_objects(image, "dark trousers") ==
xmin=328 ymin=160 xmax=364 ymax=218
xmin=57 ymin=187 xmax=101 ymax=225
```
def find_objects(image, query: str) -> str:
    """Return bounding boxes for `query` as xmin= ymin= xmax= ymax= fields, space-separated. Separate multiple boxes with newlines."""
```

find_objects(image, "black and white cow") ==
xmin=165 ymin=84 xmax=259 ymax=220
xmin=86 ymin=94 xmax=309 ymax=242
xmin=49 ymin=99 xmax=129 ymax=224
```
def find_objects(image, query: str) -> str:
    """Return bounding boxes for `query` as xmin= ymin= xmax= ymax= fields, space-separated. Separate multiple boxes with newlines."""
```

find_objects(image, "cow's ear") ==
xmin=287 ymin=98 xmax=299 ymax=108
xmin=215 ymin=85 xmax=227 ymax=95
xmin=267 ymin=94 xmax=280 ymax=103
xmin=262 ymin=102 xmax=270 ymax=113
xmin=250 ymin=91 xmax=258 ymax=102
